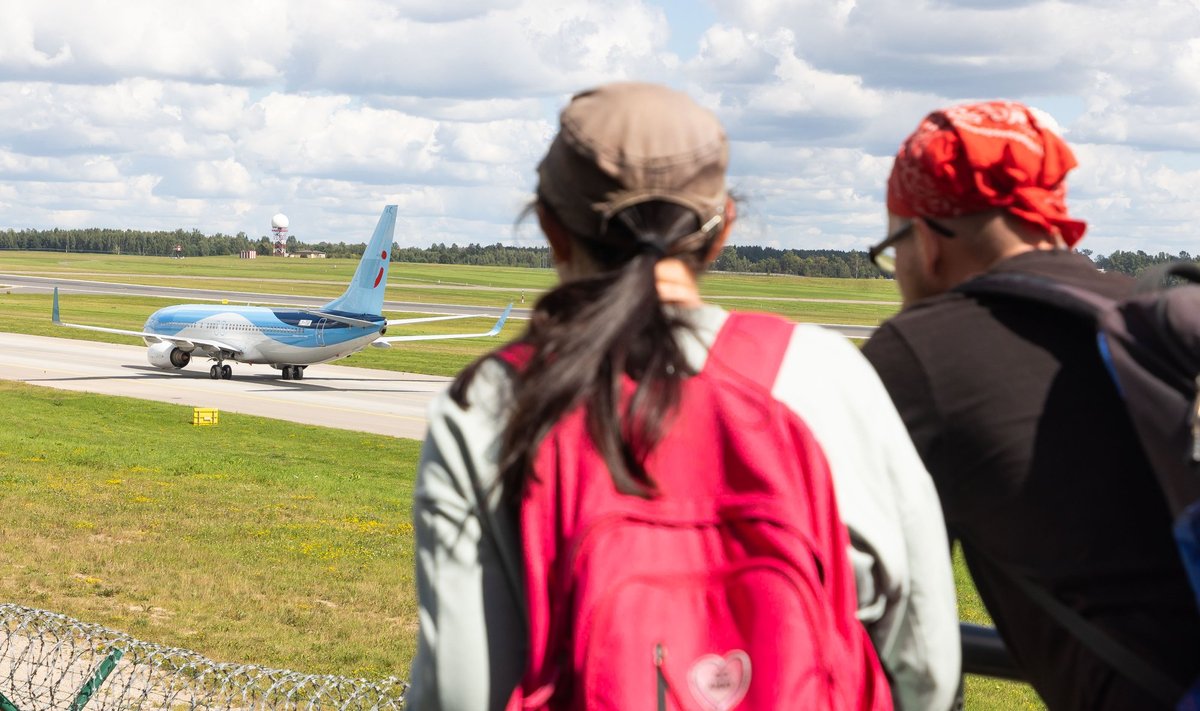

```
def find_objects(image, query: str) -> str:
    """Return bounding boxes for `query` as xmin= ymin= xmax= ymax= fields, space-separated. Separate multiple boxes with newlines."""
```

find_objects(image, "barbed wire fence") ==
xmin=0 ymin=604 xmax=408 ymax=710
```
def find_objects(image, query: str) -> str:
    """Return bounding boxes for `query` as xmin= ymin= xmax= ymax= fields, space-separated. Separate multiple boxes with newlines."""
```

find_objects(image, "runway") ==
xmin=0 ymin=332 xmax=448 ymax=440
xmin=0 ymin=275 xmax=879 ymax=440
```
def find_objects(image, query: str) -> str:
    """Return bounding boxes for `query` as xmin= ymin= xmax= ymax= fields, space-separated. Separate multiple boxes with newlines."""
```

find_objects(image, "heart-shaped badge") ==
xmin=688 ymin=650 xmax=751 ymax=711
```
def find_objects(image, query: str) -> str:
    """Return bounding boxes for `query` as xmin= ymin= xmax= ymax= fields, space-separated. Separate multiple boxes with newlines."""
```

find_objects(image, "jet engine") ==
xmin=147 ymin=342 xmax=191 ymax=370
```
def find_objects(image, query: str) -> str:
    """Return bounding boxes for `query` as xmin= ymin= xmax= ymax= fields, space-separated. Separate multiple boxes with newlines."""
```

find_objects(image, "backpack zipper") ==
xmin=655 ymin=643 xmax=668 ymax=711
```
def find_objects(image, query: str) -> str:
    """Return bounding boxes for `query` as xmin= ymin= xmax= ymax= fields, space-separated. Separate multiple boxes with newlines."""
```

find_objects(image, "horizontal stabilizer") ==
xmin=377 ymin=303 xmax=512 ymax=344
xmin=386 ymin=313 xmax=480 ymax=326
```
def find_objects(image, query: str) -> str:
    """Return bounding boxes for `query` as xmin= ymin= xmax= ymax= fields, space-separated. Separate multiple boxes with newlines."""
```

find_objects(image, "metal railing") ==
xmin=961 ymin=622 xmax=1023 ymax=680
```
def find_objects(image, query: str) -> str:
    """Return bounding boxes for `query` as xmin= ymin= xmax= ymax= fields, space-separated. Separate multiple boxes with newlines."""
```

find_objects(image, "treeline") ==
xmin=0 ymin=226 xmax=258 ymax=257
xmin=384 ymin=243 xmax=883 ymax=277
xmin=712 ymin=246 xmax=878 ymax=278
xmin=0 ymin=227 xmax=369 ymax=259
xmin=2 ymin=227 xmax=1194 ymax=278
xmin=392 ymin=243 xmax=550 ymax=267
xmin=389 ymin=243 xmax=882 ymax=277
xmin=1082 ymin=249 xmax=1197 ymax=276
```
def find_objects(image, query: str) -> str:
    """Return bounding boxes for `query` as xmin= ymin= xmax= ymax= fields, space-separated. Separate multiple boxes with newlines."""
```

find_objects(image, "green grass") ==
xmin=0 ymin=252 xmax=901 ymax=371
xmin=0 ymin=380 xmax=419 ymax=680
xmin=0 ymin=380 xmax=1046 ymax=707
xmin=2 ymin=381 xmax=1045 ymax=706
xmin=955 ymin=545 xmax=1047 ymax=709
xmin=0 ymin=251 xmax=1039 ymax=706
xmin=0 ymin=251 xmax=900 ymax=310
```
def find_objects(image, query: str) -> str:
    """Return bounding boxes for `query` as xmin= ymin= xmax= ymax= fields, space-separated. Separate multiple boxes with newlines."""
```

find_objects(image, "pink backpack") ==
xmin=498 ymin=312 xmax=892 ymax=711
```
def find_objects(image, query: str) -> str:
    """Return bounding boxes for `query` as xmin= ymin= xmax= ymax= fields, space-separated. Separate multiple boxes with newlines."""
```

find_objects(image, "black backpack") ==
xmin=958 ymin=261 xmax=1200 ymax=706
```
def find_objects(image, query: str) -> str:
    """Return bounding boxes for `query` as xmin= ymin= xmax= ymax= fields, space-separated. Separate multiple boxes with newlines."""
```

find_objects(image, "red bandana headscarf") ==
xmin=887 ymin=100 xmax=1087 ymax=247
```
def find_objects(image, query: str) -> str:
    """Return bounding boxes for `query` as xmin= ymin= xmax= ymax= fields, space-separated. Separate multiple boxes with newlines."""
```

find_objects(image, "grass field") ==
xmin=0 ymin=251 xmax=900 ymax=377
xmin=0 ymin=382 xmax=1045 ymax=707
xmin=0 ymin=251 xmax=901 ymax=315
xmin=0 ymin=251 xmax=1042 ymax=707
xmin=0 ymin=381 xmax=420 ymax=680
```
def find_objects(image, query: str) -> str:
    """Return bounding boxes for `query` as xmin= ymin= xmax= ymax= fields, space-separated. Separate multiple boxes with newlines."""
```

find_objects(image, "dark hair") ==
xmin=451 ymin=199 xmax=720 ymax=501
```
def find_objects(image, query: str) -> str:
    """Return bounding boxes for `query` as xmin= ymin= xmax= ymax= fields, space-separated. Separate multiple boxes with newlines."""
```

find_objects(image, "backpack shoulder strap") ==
xmin=494 ymin=341 xmax=535 ymax=371
xmin=955 ymin=271 xmax=1118 ymax=324
xmin=706 ymin=311 xmax=795 ymax=393
xmin=978 ymin=545 xmax=1187 ymax=706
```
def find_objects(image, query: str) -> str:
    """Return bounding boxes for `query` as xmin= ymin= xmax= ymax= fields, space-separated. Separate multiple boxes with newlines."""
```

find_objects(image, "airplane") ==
xmin=51 ymin=205 xmax=512 ymax=380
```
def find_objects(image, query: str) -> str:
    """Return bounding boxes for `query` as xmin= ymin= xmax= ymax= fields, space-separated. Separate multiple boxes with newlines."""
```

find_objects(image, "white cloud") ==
xmin=1070 ymin=143 xmax=1200 ymax=255
xmin=0 ymin=0 xmax=1196 ymax=254
xmin=0 ymin=0 xmax=290 ymax=83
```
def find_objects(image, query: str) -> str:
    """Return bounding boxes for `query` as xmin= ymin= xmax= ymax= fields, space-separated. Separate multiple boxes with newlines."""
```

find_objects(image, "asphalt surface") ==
xmin=0 ymin=332 xmax=447 ymax=440
xmin=0 ymin=276 xmax=879 ymax=440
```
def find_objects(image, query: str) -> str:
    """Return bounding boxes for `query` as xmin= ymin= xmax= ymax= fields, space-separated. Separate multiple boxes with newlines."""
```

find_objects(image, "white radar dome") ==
xmin=271 ymin=213 xmax=289 ymax=229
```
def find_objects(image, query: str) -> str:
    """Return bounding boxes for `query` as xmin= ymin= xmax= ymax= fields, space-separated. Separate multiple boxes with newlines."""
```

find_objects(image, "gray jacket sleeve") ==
xmin=407 ymin=314 xmax=960 ymax=711
xmin=772 ymin=325 xmax=961 ymax=711
xmin=407 ymin=360 xmax=525 ymax=711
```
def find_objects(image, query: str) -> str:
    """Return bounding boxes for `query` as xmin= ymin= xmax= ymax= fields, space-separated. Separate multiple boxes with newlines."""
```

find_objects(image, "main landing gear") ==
xmin=209 ymin=363 xmax=232 ymax=380
xmin=281 ymin=365 xmax=305 ymax=380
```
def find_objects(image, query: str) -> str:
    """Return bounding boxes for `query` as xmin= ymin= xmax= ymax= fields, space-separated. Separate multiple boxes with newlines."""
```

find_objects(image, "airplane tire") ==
xmin=295 ymin=367 xmax=304 ymax=381
xmin=282 ymin=366 xmax=292 ymax=380
xmin=221 ymin=364 xmax=232 ymax=380
xmin=210 ymin=365 xmax=221 ymax=380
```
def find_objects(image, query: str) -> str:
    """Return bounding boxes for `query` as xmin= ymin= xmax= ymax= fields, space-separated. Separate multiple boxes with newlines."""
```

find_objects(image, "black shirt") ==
xmin=863 ymin=250 xmax=1200 ymax=710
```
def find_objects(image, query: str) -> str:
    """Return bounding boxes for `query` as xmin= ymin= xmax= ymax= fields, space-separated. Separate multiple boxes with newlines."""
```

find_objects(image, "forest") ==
xmin=1 ymin=226 xmax=1193 ymax=278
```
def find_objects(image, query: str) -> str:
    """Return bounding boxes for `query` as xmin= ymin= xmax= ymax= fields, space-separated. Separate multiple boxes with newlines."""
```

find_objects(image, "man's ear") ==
xmin=703 ymin=198 xmax=737 ymax=264
xmin=537 ymin=203 xmax=571 ymax=265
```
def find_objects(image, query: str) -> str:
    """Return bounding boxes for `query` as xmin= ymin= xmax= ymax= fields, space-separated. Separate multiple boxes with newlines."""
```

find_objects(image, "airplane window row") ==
xmin=160 ymin=321 xmax=302 ymax=335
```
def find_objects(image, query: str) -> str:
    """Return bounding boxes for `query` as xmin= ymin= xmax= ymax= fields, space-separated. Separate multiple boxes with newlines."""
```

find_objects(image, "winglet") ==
xmin=52 ymin=287 xmax=61 ymax=324
xmin=487 ymin=303 xmax=513 ymax=337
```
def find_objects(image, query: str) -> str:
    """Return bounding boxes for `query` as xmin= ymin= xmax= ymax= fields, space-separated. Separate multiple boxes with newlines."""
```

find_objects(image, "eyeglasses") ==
xmin=868 ymin=217 xmax=956 ymax=274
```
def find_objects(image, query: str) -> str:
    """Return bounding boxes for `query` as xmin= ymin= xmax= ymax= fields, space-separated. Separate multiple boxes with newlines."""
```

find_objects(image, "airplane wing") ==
xmin=373 ymin=303 xmax=512 ymax=347
xmin=301 ymin=310 xmax=380 ymax=328
xmin=304 ymin=309 xmax=482 ymax=328
xmin=52 ymin=288 xmax=243 ymax=355
xmin=386 ymin=313 xmax=481 ymax=326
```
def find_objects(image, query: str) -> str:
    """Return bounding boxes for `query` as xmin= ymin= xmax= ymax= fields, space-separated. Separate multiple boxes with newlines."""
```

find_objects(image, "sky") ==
xmin=1 ymin=0 xmax=1198 ymax=257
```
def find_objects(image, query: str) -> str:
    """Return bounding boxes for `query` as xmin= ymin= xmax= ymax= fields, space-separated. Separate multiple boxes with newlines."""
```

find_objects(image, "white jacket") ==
xmin=408 ymin=305 xmax=960 ymax=710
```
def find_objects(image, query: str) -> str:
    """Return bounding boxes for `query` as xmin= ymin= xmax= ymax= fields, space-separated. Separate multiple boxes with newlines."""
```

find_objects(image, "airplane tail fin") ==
xmin=322 ymin=205 xmax=398 ymax=316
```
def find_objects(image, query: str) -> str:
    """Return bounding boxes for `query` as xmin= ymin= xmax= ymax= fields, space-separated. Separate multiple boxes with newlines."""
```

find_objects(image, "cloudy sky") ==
xmin=1 ymin=0 xmax=1198 ymax=256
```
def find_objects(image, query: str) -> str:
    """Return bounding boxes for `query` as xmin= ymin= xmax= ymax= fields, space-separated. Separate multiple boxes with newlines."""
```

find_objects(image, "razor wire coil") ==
xmin=0 ymin=604 xmax=407 ymax=710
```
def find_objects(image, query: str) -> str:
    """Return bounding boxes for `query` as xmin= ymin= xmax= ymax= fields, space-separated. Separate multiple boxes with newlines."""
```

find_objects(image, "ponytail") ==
xmin=452 ymin=200 xmax=719 ymax=501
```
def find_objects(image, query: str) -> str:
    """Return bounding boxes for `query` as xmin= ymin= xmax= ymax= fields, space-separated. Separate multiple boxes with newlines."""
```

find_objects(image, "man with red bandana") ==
xmin=862 ymin=101 xmax=1200 ymax=709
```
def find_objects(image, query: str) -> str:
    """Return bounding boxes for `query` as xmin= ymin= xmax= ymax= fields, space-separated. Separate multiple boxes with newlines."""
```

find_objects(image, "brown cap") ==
xmin=537 ymin=82 xmax=729 ymax=241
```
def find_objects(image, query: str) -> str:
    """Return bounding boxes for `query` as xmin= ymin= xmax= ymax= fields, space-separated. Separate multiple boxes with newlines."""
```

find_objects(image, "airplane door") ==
xmin=316 ymin=318 xmax=327 ymax=346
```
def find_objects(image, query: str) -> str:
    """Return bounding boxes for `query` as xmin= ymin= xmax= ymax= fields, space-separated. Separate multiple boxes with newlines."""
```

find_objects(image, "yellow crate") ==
xmin=192 ymin=408 xmax=219 ymax=426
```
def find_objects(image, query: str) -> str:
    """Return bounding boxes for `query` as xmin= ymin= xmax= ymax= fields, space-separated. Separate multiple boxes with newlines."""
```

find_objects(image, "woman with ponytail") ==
xmin=407 ymin=83 xmax=960 ymax=711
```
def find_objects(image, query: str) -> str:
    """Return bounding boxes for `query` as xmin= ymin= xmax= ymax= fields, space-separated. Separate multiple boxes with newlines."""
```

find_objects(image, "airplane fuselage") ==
xmin=143 ymin=304 xmax=385 ymax=367
xmin=52 ymin=205 xmax=511 ymax=381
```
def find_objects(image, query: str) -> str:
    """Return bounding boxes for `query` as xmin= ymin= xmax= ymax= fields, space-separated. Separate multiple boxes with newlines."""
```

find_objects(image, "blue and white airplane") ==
xmin=52 ymin=205 xmax=512 ymax=380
